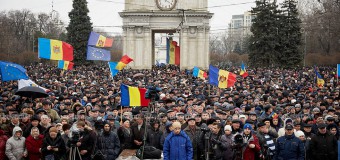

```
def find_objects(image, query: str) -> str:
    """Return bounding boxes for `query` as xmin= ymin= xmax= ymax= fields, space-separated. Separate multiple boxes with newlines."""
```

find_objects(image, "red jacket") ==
xmin=25 ymin=134 xmax=44 ymax=160
xmin=0 ymin=130 xmax=8 ymax=160
xmin=243 ymin=134 xmax=261 ymax=160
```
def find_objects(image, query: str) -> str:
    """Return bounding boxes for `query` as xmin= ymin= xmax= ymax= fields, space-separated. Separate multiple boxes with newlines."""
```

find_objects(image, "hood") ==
xmin=283 ymin=118 xmax=293 ymax=127
xmin=12 ymin=126 xmax=22 ymax=138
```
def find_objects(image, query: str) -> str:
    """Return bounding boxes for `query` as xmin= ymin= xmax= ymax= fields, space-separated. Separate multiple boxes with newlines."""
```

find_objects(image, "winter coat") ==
xmin=117 ymin=127 xmax=133 ymax=150
xmin=221 ymin=134 xmax=234 ymax=160
xmin=274 ymin=134 xmax=304 ymax=160
xmin=23 ymin=123 xmax=45 ymax=138
xmin=146 ymin=127 xmax=163 ymax=150
xmin=3 ymin=122 xmax=25 ymax=137
xmin=78 ymin=128 xmax=96 ymax=160
xmin=131 ymin=122 xmax=145 ymax=149
xmin=5 ymin=126 xmax=27 ymax=160
xmin=41 ymin=133 xmax=66 ymax=160
xmin=242 ymin=134 xmax=261 ymax=160
xmin=310 ymin=131 xmax=338 ymax=160
xmin=184 ymin=126 xmax=201 ymax=160
xmin=0 ymin=130 xmax=8 ymax=160
xmin=163 ymin=130 xmax=193 ymax=160
xmin=96 ymin=131 xmax=121 ymax=160
xmin=25 ymin=134 xmax=44 ymax=160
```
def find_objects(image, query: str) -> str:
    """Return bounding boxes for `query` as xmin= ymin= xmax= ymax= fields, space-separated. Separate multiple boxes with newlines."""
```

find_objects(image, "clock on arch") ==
xmin=156 ymin=0 xmax=177 ymax=11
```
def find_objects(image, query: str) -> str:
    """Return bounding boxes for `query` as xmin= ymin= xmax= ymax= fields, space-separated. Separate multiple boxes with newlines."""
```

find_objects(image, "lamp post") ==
xmin=301 ymin=28 xmax=307 ymax=67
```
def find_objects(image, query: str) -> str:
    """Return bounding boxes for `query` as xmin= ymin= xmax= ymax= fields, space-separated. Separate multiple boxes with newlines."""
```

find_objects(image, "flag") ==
xmin=209 ymin=65 xmax=237 ymax=88
xmin=240 ymin=62 xmax=249 ymax=78
xmin=0 ymin=61 xmax=29 ymax=82
xmin=108 ymin=55 xmax=133 ymax=77
xmin=38 ymin=38 xmax=73 ymax=61
xmin=86 ymin=46 xmax=111 ymax=61
xmin=18 ymin=79 xmax=47 ymax=91
xmin=88 ymin=31 xmax=113 ymax=48
xmin=193 ymin=66 xmax=207 ymax=79
xmin=58 ymin=60 xmax=74 ymax=70
xmin=120 ymin=84 xmax=150 ymax=107
xmin=315 ymin=67 xmax=325 ymax=88
xmin=166 ymin=38 xmax=180 ymax=65
xmin=337 ymin=64 xmax=340 ymax=78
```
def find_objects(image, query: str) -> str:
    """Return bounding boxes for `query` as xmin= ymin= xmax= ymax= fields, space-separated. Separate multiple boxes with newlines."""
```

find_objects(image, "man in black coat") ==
xmin=310 ymin=123 xmax=338 ymax=160
xmin=131 ymin=114 xmax=145 ymax=149
xmin=76 ymin=121 xmax=97 ymax=160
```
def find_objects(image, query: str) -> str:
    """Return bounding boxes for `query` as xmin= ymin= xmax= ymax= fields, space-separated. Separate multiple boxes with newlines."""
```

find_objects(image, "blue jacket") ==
xmin=163 ymin=130 xmax=193 ymax=160
xmin=274 ymin=134 xmax=305 ymax=160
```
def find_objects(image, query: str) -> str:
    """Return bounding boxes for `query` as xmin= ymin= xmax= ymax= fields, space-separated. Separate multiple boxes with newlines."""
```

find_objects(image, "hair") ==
xmin=212 ymin=122 xmax=221 ymax=129
xmin=40 ymin=115 xmax=50 ymax=120
xmin=172 ymin=121 xmax=181 ymax=129
xmin=77 ymin=121 xmax=85 ymax=127
xmin=30 ymin=127 xmax=39 ymax=135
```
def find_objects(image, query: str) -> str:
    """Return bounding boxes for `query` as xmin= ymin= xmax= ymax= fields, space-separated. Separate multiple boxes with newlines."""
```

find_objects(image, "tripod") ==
xmin=140 ymin=100 xmax=156 ymax=160
xmin=204 ymin=131 xmax=211 ymax=160
xmin=69 ymin=145 xmax=82 ymax=160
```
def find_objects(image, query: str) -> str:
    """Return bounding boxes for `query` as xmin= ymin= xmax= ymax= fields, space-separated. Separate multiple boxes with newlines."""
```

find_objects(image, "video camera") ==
xmin=69 ymin=131 xmax=81 ymax=147
xmin=145 ymin=86 xmax=162 ymax=101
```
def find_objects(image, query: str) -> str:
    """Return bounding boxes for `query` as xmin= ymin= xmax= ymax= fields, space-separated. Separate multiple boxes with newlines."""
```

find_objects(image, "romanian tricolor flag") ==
xmin=166 ymin=38 xmax=180 ymax=65
xmin=58 ymin=60 xmax=74 ymax=70
xmin=120 ymin=84 xmax=150 ymax=107
xmin=193 ymin=66 xmax=207 ymax=79
xmin=108 ymin=55 xmax=133 ymax=77
xmin=209 ymin=65 xmax=237 ymax=88
xmin=315 ymin=67 xmax=325 ymax=88
xmin=88 ymin=31 xmax=113 ymax=48
xmin=240 ymin=62 xmax=249 ymax=78
xmin=38 ymin=38 xmax=73 ymax=61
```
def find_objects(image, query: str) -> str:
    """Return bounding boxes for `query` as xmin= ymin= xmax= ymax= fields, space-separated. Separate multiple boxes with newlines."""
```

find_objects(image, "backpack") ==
xmin=136 ymin=146 xmax=162 ymax=159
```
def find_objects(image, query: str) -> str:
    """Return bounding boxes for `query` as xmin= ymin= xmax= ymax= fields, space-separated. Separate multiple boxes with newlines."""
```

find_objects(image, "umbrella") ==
xmin=133 ymin=73 xmax=144 ymax=78
xmin=15 ymin=86 xmax=48 ymax=99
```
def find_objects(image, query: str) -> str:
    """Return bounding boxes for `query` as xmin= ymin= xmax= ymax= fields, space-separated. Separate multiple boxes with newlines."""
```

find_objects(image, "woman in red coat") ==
xmin=242 ymin=123 xmax=261 ymax=160
xmin=0 ymin=129 xmax=9 ymax=160
xmin=25 ymin=126 xmax=44 ymax=160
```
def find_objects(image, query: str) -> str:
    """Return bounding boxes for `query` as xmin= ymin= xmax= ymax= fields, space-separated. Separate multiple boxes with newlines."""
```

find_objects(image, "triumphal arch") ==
xmin=119 ymin=0 xmax=213 ymax=69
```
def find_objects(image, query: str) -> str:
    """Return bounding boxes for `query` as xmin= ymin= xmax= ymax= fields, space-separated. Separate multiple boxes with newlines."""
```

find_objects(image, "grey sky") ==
xmin=0 ymin=0 xmax=262 ymax=35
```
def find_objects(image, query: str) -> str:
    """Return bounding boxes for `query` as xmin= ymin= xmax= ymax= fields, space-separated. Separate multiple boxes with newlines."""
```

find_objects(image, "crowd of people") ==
xmin=0 ymin=63 xmax=339 ymax=160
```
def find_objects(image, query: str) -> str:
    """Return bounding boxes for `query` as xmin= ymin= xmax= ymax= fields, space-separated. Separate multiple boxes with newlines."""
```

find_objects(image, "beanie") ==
xmin=224 ymin=125 xmax=232 ymax=131
xmin=49 ymin=127 xmax=58 ymax=133
xmin=295 ymin=130 xmax=305 ymax=138
xmin=243 ymin=123 xmax=253 ymax=130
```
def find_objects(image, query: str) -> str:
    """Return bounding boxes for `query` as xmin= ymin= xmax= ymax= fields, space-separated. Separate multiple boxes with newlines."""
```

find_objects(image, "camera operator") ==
xmin=75 ymin=121 xmax=96 ymax=160
xmin=256 ymin=122 xmax=276 ymax=160
xmin=200 ymin=122 xmax=224 ymax=160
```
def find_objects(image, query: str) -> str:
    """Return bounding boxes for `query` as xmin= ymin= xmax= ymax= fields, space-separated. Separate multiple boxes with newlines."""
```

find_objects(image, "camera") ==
xmin=145 ymin=86 xmax=162 ymax=101
xmin=69 ymin=131 xmax=80 ymax=146
xmin=234 ymin=134 xmax=243 ymax=146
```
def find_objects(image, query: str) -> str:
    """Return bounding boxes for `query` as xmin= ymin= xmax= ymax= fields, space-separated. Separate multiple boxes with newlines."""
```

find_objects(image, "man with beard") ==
xmin=95 ymin=122 xmax=120 ymax=160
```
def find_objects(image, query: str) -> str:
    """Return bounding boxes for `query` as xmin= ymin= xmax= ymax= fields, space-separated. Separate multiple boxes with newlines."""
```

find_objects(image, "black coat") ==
xmin=41 ymin=133 xmax=66 ymax=160
xmin=310 ymin=131 xmax=338 ymax=160
xmin=78 ymin=128 xmax=97 ymax=160
xmin=96 ymin=131 xmax=121 ymax=160
xmin=220 ymin=134 xmax=234 ymax=160
xmin=131 ymin=122 xmax=145 ymax=148
xmin=146 ymin=127 xmax=163 ymax=150
xmin=117 ymin=127 xmax=133 ymax=150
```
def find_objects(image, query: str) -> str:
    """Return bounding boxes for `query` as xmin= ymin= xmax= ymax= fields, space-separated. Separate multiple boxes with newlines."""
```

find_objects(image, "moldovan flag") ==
xmin=38 ymin=38 xmax=73 ymax=61
xmin=108 ymin=55 xmax=133 ymax=77
xmin=193 ymin=66 xmax=207 ymax=79
xmin=88 ymin=31 xmax=113 ymax=48
xmin=315 ymin=67 xmax=325 ymax=88
xmin=240 ymin=62 xmax=249 ymax=78
xmin=120 ymin=84 xmax=150 ymax=107
xmin=58 ymin=60 xmax=74 ymax=70
xmin=209 ymin=65 xmax=237 ymax=88
xmin=166 ymin=38 xmax=180 ymax=65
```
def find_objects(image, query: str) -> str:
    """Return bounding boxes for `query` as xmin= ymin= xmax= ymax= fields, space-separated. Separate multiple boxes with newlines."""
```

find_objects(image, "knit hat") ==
xmin=49 ymin=127 xmax=58 ymax=133
xmin=224 ymin=125 xmax=232 ymax=131
xmin=295 ymin=130 xmax=305 ymax=138
xmin=243 ymin=123 xmax=252 ymax=130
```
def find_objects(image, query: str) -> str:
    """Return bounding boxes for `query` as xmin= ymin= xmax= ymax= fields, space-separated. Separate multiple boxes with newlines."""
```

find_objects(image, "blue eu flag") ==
xmin=0 ymin=61 xmax=29 ymax=82
xmin=86 ymin=46 xmax=111 ymax=61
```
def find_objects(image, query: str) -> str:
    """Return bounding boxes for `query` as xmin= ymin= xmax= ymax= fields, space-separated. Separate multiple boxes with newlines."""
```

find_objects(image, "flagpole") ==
xmin=120 ymin=105 xmax=123 ymax=125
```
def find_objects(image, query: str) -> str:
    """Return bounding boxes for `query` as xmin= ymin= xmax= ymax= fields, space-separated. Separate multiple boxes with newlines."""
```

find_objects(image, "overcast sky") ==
xmin=0 ymin=0 xmax=272 ymax=35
